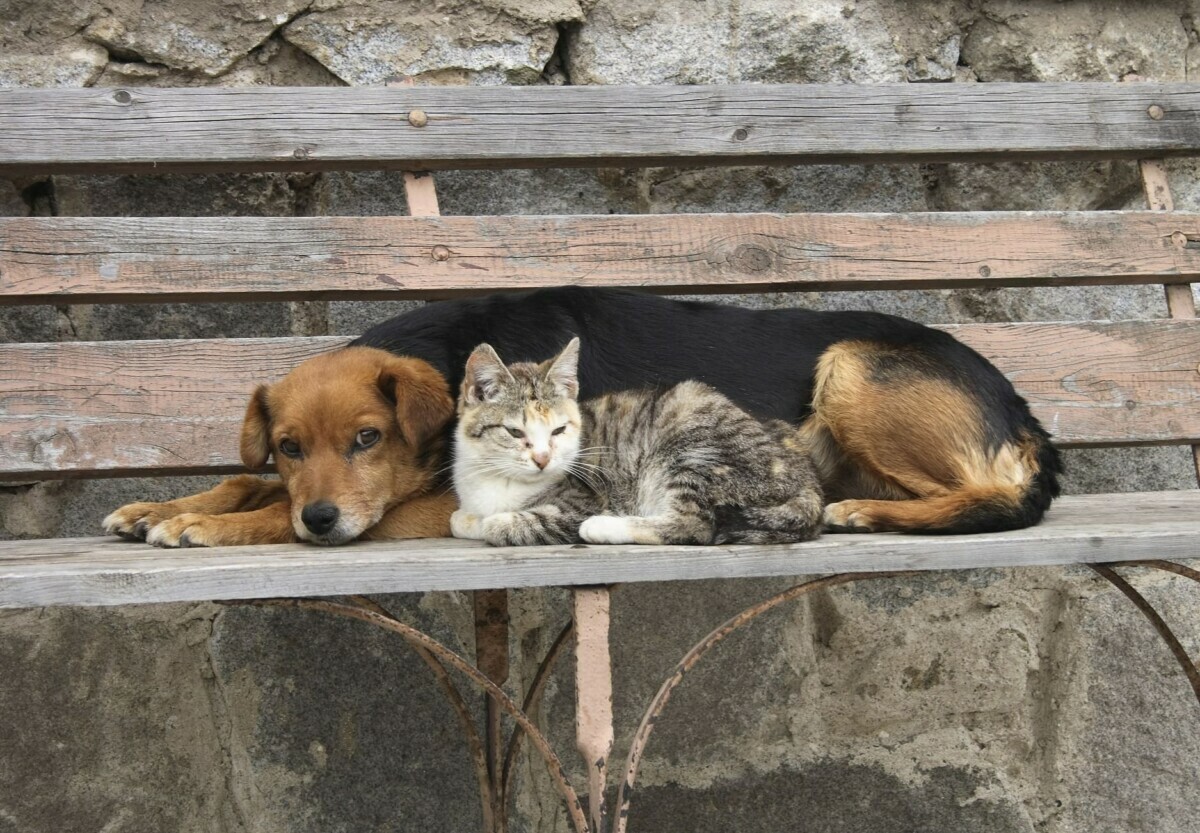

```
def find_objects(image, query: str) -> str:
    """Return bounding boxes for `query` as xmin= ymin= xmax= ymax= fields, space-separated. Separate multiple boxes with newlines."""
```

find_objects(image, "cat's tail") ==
xmin=713 ymin=494 xmax=823 ymax=545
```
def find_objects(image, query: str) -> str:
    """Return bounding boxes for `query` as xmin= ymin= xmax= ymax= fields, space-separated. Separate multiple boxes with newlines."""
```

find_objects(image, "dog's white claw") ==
xmin=579 ymin=515 xmax=636 ymax=545
xmin=101 ymin=510 xmax=127 ymax=536
xmin=145 ymin=522 xmax=175 ymax=548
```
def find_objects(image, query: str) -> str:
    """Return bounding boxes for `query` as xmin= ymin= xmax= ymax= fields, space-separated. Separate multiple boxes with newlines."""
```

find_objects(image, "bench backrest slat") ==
xmin=2 ymin=211 xmax=1198 ymax=304
xmin=3 ymin=84 xmax=1199 ymax=175
xmin=1 ymin=320 xmax=1196 ymax=480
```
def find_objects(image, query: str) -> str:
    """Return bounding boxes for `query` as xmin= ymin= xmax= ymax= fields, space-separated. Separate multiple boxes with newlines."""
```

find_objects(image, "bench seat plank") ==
xmin=4 ymin=211 xmax=1199 ymax=304
xmin=1 ymin=491 xmax=1196 ymax=608
xmin=0 ymin=321 xmax=1198 ymax=479
xmin=3 ymin=84 xmax=1200 ymax=175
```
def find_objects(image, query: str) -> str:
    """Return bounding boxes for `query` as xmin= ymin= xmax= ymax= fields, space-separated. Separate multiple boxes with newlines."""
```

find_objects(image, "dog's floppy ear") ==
xmin=240 ymin=384 xmax=273 ymax=469
xmin=379 ymin=358 xmax=455 ymax=447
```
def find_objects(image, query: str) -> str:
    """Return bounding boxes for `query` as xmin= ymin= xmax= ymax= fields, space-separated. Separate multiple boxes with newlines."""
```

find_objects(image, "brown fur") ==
xmin=810 ymin=341 xmax=1040 ymax=533
xmin=104 ymin=347 xmax=456 ymax=547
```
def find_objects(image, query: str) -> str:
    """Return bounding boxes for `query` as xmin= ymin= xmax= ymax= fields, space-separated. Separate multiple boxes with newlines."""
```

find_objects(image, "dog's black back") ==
xmin=356 ymin=287 xmax=931 ymax=419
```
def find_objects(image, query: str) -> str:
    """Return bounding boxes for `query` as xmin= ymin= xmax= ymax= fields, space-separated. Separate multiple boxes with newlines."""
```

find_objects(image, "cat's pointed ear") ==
xmin=544 ymin=337 xmax=580 ymax=399
xmin=463 ymin=343 xmax=513 ymax=405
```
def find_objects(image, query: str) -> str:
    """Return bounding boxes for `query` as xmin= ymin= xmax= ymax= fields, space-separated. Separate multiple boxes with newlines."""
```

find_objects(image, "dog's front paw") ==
xmin=822 ymin=500 xmax=875 ymax=533
xmin=579 ymin=515 xmax=635 ymax=545
xmin=103 ymin=502 xmax=176 ymax=540
xmin=450 ymin=509 xmax=484 ymax=540
xmin=146 ymin=514 xmax=223 ymax=548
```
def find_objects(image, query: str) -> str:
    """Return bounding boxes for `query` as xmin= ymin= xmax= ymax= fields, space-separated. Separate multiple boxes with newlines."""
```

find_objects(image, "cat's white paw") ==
xmin=450 ymin=509 xmax=484 ymax=539
xmin=579 ymin=515 xmax=636 ymax=545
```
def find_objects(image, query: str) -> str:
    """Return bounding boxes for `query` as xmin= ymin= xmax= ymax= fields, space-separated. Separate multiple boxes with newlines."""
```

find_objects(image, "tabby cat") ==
xmin=450 ymin=338 xmax=824 ymax=547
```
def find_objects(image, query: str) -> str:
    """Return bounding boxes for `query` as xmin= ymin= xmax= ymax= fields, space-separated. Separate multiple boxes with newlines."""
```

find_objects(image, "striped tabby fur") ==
xmin=450 ymin=338 xmax=824 ymax=547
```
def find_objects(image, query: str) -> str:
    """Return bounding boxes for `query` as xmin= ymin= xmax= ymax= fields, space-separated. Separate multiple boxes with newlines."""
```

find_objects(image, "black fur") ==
xmin=352 ymin=287 xmax=1062 ymax=531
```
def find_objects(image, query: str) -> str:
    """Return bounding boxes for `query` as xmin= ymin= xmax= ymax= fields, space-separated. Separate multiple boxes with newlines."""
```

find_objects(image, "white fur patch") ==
xmin=450 ymin=509 xmax=484 ymax=540
xmin=579 ymin=515 xmax=637 ymax=545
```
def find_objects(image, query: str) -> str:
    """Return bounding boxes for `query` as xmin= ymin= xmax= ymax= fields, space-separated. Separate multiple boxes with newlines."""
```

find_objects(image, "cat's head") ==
xmin=456 ymin=338 xmax=583 ymax=482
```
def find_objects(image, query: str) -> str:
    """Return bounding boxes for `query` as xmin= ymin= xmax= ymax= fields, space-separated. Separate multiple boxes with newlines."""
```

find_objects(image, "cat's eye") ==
xmin=278 ymin=438 xmax=302 ymax=458
xmin=354 ymin=429 xmax=381 ymax=450
xmin=506 ymin=427 xmax=525 ymax=439
xmin=551 ymin=425 xmax=568 ymax=436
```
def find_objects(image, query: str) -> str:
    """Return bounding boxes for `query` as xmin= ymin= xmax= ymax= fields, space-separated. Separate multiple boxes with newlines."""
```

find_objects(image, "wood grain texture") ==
xmin=0 ymin=321 xmax=1197 ymax=479
xmin=1 ymin=491 xmax=1198 ymax=608
xmin=1138 ymin=159 xmax=1198 ymax=318
xmin=3 ymin=83 xmax=1200 ymax=175
xmin=4 ymin=211 xmax=1200 ymax=304
xmin=0 ymin=337 xmax=345 ymax=478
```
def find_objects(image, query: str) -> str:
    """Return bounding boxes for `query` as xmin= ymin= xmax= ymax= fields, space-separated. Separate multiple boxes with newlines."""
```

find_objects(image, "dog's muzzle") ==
xmin=301 ymin=501 xmax=341 ymax=536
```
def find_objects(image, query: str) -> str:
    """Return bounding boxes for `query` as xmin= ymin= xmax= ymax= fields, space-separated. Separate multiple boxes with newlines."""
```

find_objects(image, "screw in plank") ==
xmin=733 ymin=127 xmax=749 ymax=141
xmin=978 ymin=265 xmax=992 ymax=277
xmin=409 ymin=109 xmax=429 ymax=127
xmin=1147 ymin=104 xmax=1165 ymax=120
xmin=1172 ymin=231 xmax=1188 ymax=248
xmin=431 ymin=245 xmax=451 ymax=262
xmin=293 ymin=147 xmax=310 ymax=159
xmin=113 ymin=90 xmax=132 ymax=105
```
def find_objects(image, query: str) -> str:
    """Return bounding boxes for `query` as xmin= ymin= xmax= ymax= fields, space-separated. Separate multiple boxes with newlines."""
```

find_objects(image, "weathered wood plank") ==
xmin=0 ymin=322 xmax=1196 ymax=479
xmin=4 ymin=211 xmax=1200 ymax=304
xmin=942 ymin=321 xmax=1200 ymax=446
xmin=0 ymin=337 xmax=345 ymax=479
xmin=1 ymin=492 xmax=1197 ymax=608
xmin=3 ymin=84 xmax=1200 ymax=175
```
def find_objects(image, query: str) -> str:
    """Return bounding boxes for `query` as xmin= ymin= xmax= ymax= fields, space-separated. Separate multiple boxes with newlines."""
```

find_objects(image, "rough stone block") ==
xmin=282 ymin=0 xmax=581 ymax=86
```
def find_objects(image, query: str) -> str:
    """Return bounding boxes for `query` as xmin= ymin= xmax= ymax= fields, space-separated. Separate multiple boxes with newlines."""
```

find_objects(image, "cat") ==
xmin=450 ymin=337 xmax=824 ymax=547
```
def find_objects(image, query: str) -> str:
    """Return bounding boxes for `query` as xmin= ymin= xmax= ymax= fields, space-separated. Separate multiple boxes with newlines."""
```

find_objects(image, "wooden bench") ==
xmin=2 ymin=82 xmax=1200 ymax=832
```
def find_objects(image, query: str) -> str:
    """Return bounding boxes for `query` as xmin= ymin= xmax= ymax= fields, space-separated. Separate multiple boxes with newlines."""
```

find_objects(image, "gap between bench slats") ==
xmin=0 ymin=321 xmax=1197 ymax=479
xmin=2 ymin=83 xmax=1200 ymax=174
xmin=2 ymin=491 xmax=1198 ymax=608
xmin=3 ymin=211 xmax=1199 ymax=304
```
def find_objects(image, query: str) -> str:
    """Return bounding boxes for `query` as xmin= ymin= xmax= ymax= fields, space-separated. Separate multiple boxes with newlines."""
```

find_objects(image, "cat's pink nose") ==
xmin=531 ymin=451 xmax=550 ymax=470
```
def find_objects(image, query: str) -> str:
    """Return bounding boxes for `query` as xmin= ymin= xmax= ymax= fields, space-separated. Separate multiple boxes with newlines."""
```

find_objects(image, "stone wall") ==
xmin=2 ymin=1 xmax=1199 ymax=831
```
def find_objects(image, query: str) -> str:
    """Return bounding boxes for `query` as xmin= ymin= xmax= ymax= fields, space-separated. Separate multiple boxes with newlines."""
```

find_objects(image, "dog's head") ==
xmin=240 ymin=346 xmax=455 ymax=545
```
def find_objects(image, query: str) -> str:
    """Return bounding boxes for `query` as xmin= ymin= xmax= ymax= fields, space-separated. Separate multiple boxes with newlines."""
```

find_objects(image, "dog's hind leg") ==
xmin=103 ymin=474 xmax=288 ymax=540
xmin=810 ymin=340 xmax=1054 ymax=534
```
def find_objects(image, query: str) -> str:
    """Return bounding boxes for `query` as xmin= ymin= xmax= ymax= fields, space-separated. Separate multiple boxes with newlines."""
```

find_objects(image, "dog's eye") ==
xmin=551 ymin=425 xmax=568 ymax=436
xmin=355 ymin=429 xmax=381 ymax=449
xmin=278 ymin=438 xmax=302 ymax=458
xmin=506 ymin=427 xmax=525 ymax=439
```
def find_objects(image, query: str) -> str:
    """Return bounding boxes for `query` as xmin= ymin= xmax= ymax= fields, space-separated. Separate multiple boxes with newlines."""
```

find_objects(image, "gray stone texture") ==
xmin=3 ymin=0 xmax=1200 ymax=830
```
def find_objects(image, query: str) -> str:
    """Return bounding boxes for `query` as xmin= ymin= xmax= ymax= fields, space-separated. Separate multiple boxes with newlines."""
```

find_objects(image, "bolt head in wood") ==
xmin=733 ymin=127 xmax=749 ymax=141
xmin=431 ymin=245 xmax=451 ymax=261
xmin=1147 ymin=104 xmax=1165 ymax=120
xmin=113 ymin=90 xmax=132 ymax=105
xmin=408 ymin=109 xmax=429 ymax=127
xmin=293 ymin=147 xmax=309 ymax=159
xmin=1172 ymin=231 xmax=1188 ymax=248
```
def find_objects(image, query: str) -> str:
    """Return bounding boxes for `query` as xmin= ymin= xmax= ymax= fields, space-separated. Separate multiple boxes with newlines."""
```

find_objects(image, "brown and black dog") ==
xmin=104 ymin=287 xmax=1061 ymax=547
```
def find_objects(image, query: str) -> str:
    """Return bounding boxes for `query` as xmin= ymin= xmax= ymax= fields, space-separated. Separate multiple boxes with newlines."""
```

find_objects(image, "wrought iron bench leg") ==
xmin=474 ymin=588 xmax=510 ymax=819
xmin=573 ymin=586 xmax=615 ymax=832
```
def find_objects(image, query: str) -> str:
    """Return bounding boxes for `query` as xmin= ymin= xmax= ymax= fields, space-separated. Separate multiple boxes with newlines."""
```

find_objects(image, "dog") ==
xmin=103 ymin=287 xmax=1062 ymax=547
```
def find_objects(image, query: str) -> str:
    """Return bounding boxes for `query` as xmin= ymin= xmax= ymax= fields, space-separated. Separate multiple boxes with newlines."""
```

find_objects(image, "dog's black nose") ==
xmin=301 ymin=501 xmax=340 ymax=535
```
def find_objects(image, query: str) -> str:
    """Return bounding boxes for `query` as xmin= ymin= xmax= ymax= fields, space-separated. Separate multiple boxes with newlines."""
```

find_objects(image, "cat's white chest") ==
xmin=459 ymin=475 xmax=548 ymax=516
xmin=453 ymin=447 xmax=555 ymax=516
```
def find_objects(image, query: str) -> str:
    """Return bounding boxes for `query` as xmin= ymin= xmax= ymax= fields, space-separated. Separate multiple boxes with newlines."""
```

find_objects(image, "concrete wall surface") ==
xmin=2 ymin=1 xmax=1198 ymax=830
